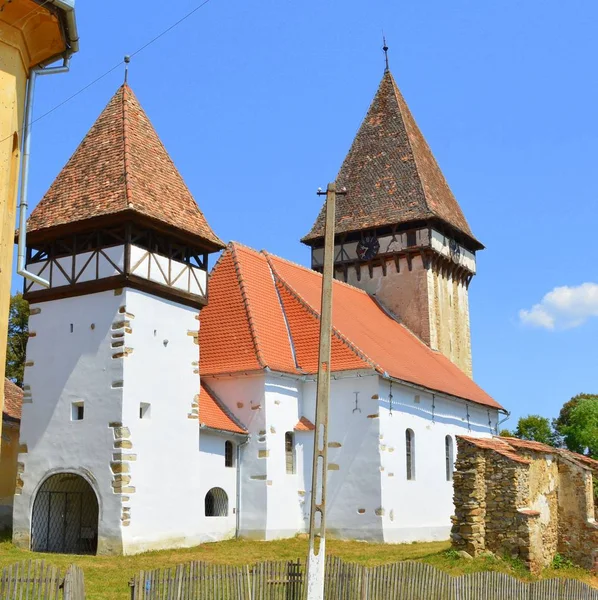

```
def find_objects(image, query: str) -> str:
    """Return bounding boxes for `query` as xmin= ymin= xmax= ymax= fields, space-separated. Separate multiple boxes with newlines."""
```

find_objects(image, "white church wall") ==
xmin=119 ymin=289 xmax=204 ymax=554
xmin=13 ymin=291 xmax=126 ymax=554
xmin=377 ymin=379 xmax=498 ymax=543
xmin=262 ymin=376 xmax=305 ymax=539
xmin=198 ymin=431 xmax=238 ymax=541
xmin=204 ymin=374 xmax=267 ymax=539
xmin=302 ymin=374 xmax=384 ymax=542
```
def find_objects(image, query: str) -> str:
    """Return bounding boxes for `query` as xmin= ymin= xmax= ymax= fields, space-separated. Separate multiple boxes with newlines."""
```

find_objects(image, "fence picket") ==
xmin=120 ymin=557 xmax=598 ymax=600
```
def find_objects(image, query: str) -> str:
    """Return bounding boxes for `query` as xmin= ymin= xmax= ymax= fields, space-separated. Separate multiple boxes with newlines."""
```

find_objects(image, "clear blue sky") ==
xmin=18 ymin=0 xmax=598 ymax=428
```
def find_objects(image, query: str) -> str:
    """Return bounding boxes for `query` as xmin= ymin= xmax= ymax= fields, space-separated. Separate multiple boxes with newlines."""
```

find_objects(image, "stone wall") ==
xmin=451 ymin=436 xmax=598 ymax=574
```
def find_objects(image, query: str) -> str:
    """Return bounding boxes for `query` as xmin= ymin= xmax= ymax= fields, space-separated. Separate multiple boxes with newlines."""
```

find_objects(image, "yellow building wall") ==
xmin=0 ymin=3 xmax=68 ymax=437
xmin=0 ymin=419 xmax=19 ymax=529
xmin=0 ymin=32 xmax=27 ymax=431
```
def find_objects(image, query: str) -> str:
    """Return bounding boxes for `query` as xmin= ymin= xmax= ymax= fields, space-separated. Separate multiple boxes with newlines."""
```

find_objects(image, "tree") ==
xmin=560 ymin=397 xmax=598 ymax=458
xmin=6 ymin=293 xmax=29 ymax=388
xmin=553 ymin=394 xmax=598 ymax=452
xmin=513 ymin=414 xmax=556 ymax=446
xmin=499 ymin=429 xmax=513 ymax=437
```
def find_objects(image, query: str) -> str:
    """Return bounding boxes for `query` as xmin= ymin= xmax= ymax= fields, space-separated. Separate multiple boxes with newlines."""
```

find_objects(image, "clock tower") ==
xmin=302 ymin=69 xmax=482 ymax=377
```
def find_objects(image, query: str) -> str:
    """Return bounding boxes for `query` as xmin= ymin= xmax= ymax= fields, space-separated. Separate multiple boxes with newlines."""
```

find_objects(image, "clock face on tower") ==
xmin=449 ymin=239 xmax=461 ymax=264
xmin=356 ymin=235 xmax=380 ymax=261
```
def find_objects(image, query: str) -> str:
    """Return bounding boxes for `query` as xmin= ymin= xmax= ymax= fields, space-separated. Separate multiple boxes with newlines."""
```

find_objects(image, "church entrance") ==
xmin=31 ymin=473 xmax=99 ymax=555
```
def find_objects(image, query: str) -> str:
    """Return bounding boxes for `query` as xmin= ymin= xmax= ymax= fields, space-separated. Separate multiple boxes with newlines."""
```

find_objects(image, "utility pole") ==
xmin=306 ymin=182 xmax=345 ymax=600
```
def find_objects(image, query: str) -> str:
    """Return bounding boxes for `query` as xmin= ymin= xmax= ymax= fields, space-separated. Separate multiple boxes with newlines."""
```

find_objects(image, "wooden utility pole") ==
xmin=306 ymin=182 xmax=342 ymax=600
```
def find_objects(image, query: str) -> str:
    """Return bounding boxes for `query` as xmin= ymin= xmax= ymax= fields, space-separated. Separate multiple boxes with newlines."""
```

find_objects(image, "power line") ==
xmin=1 ymin=0 xmax=216 ymax=144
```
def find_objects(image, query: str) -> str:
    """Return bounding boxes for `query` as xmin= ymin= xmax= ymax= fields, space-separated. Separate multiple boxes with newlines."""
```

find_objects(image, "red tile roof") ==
xmin=200 ymin=242 xmax=502 ymax=410
xmin=302 ymin=71 xmax=480 ymax=249
xmin=295 ymin=417 xmax=315 ymax=432
xmin=3 ymin=379 xmax=23 ymax=421
xmin=199 ymin=382 xmax=247 ymax=434
xmin=459 ymin=435 xmax=598 ymax=471
xmin=27 ymin=84 xmax=223 ymax=249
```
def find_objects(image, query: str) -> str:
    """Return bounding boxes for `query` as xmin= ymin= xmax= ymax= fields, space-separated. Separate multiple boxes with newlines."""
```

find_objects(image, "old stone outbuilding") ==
xmin=451 ymin=435 xmax=598 ymax=573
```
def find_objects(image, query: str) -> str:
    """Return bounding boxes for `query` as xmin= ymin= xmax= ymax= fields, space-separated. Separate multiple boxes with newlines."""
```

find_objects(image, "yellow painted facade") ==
xmin=0 ymin=1 xmax=72 ymax=441
xmin=0 ymin=418 xmax=19 ymax=529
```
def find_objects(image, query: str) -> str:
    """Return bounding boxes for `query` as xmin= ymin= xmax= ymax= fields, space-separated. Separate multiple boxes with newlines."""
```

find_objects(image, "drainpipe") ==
xmin=235 ymin=435 xmax=250 ymax=539
xmin=496 ymin=410 xmax=512 ymax=436
xmin=17 ymin=57 xmax=71 ymax=288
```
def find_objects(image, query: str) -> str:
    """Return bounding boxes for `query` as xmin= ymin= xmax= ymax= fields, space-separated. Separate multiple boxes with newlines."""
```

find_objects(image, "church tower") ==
xmin=302 ymin=69 xmax=482 ymax=377
xmin=13 ymin=84 xmax=224 ymax=554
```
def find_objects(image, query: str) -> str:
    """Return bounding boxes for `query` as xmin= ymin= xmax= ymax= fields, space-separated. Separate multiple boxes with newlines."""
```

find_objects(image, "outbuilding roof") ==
xmin=302 ymin=70 xmax=481 ymax=249
xmin=199 ymin=242 xmax=502 ymax=410
xmin=3 ymin=379 xmax=23 ymax=422
xmin=459 ymin=435 xmax=598 ymax=471
xmin=27 ymin=84 xmax=223 ymax=249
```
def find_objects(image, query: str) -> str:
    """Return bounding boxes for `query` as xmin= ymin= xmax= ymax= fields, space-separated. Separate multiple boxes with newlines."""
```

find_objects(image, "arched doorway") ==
xmin=31 ymin=473 xmax=99 ymax=555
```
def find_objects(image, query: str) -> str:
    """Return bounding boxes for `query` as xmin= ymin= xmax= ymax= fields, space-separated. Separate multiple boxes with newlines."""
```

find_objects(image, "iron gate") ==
xmin=31 ymin=473 xmax=99 ymax=555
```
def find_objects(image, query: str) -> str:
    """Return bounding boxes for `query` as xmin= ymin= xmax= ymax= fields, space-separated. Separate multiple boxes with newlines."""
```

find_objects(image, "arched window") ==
xmin=205 ymin=487 xmax=228 ymax=517
xmin=285 ymin=432 xmax=295 ymax=474
xmin=405 ymin=429 xmax=415 ymax=480
xmin=225 ymin=441 xmax=234 ymax=468
xmin=445 ymin=435 xmax=454 ymax=481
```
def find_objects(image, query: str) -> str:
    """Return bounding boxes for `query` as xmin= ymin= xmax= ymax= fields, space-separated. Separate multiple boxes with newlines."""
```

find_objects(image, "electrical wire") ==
xmin=1 ymin=0 xmax=216 ymax=145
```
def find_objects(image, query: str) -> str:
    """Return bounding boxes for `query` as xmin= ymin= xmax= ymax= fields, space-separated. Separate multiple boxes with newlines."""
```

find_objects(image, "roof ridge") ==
xmin=201 ymin=381 xmax=248 ymax=433
xmin=121 ymin=85 xmax=134 ymax=208
xmin=264 ymin=253 xmax=381 ymax=374
xmin=260 ymin=247 xmax=372 ymax=296
xmin=387 ymin=72 xmax=434 ymax=221
xmin=228 ymin=243 xmax=268 ymax=370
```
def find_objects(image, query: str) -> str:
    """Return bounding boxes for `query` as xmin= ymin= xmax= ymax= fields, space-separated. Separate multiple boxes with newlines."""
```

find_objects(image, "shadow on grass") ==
xmin=0 ymin=529 xmax=11 ymax=544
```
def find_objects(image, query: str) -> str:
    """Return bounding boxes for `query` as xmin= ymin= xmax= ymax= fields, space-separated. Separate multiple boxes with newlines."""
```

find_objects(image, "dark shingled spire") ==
xmin=302 ymin=71 xmax=481 ymax=249
xmin=27 ymin=84 xmax=224 ymax=249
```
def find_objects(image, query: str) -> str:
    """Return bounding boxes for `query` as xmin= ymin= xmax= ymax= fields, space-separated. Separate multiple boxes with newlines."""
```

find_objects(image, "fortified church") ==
xmin=12 ymin=63 xmax=506 ymax=554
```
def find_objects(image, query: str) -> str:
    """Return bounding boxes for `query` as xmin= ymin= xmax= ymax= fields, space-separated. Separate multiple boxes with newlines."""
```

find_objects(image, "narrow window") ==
xmin=406 ymin=231 xmax=417 ymax=247
xmin=285 ymin=432 xmax=295 ymax=474
xmin=225 ymin=441 xmax=234 ymax=468
xmin=405 ymin=429 xmax=415 ymax=480
xmin=445 ymin=435 xmax=454 ymax=481
xmin=139 ymin=403 xmax=151 ymax=419
xmin=71 ymin=402 xmax=84 ymax=421
xmin=205 ymin=487 xmax=228 ymax=517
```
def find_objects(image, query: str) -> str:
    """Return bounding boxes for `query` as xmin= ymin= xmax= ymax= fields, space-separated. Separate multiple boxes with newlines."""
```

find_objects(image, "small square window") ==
xmin=140 ymin=403 xmax=151 ymax=419
xmin=72 ymin=402 xmax=84 ymax=421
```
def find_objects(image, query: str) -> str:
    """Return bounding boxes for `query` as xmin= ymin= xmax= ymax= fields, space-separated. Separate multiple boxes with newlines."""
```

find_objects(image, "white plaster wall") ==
xmin=13 ymin=291 xmax=125 ymax=554
xmin=262 ymin=376 xmax=305 ymax=539
xmin=204 ymin=374 xmax=267 ymax=539
xmin=377 ymin=378 xmax=498 ymax=542
xmin=120 ymin=289 xmax=203 ymax=554
xmin=302 ymin=374 xmax=384 ymax=541
xmin=198 ymin=431 xmax=238 ymax=541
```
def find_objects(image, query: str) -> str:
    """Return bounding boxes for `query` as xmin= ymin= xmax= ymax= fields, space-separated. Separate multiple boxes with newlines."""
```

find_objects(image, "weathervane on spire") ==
xmin=124 ymin=55 xmax=131 ymax=83
xmin=382 ymin=36 xmax=389 ymax=73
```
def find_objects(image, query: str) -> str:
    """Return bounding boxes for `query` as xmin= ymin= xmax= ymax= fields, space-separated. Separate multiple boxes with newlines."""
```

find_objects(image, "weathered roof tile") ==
xmin=302 ymin=71 xmax=480 ymax=248
xmin=27 ymin=84 xmax=223 ymax=248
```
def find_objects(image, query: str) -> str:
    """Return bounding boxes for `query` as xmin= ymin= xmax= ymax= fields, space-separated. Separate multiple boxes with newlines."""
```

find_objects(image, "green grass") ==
xmin=0 ymin=531 xmax=596 ymax=600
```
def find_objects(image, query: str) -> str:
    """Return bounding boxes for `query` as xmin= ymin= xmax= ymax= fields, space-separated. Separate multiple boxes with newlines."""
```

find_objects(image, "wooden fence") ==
xmin=0 ymin=561 xmax=85 ymax=600
xmin=130 ymin=557 xmax=598 ymax=600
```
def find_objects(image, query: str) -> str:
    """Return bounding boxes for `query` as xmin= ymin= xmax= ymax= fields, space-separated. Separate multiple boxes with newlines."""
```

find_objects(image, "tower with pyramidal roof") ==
xmin=12 ymin=84 xmax=224 ymax=554
xmin=302 ymin=68 xmax=482 ymax=377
